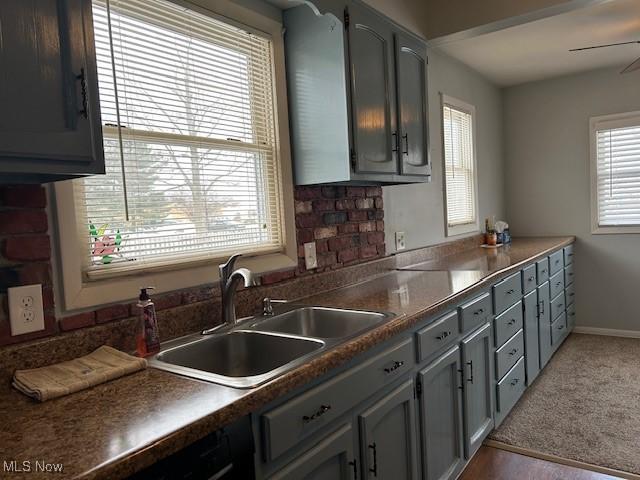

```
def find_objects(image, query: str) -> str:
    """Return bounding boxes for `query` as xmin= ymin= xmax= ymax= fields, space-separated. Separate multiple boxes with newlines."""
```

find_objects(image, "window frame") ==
xmin=53 ymin=0 xmax=296 ymax=312
xmin=440 ymin=93 xmax=480 ymax=238
xmin=590 ymin=110 xmax=640 ymax=235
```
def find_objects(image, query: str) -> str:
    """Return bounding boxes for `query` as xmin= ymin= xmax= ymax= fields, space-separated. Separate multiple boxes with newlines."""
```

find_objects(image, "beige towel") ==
xmin=13 ymin=345 xmax=147 ymax=402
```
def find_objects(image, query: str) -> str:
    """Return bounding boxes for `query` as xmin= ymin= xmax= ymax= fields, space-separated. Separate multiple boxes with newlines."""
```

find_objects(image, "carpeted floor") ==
xmin=489 ymin=333 xmax=640 ymax=476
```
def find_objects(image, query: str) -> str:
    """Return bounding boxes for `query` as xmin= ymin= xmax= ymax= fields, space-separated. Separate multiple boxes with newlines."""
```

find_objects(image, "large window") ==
xmin=591 ymin=111 xmax=640 ymax=234
xmin=77 ymin=0 xmax=284 ymax=279
xmin=442 ymin=95 xmax=478 ymax=237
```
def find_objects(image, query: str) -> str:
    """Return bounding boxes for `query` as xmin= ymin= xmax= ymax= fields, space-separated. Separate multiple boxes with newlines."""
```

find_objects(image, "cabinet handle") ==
xmin=436 ymin=331 xmax=452 ymax=340
xmin=558 ymin=324 xmax=565 ymax=331
xmin=402 ymin=133 xmax=409 ymax=155
xmin=508 ymin=348 xmax=518 ymax=356
xmin=510 ymin=378 xmax=520 ymax=386
xmin=368 ymin=443 xmax=378 ymax=477
xmin=556 ymin=259 xmax=561 ymax=264
xmin=558 ymin=303 xmax=564 ymax=309
xmin=466 ymin=360 xmax=474 ymax=384
xmin=506 ymin=289 xmax=516 ymax=295
xmin=76 ymin=68 xmax=88 ymax=119
xmin=507 ymin=318 xmax=517 ymax=325
xmin=384 ymin=361 xmax=404 ymax=373
xmin=570 ymin=311 xmax=576 ymax=317
xmin=392 ymin=132 xmax=398 ymax=152
xmin=541 ymin=269 xmax=547 ymax=274
xmin=457 ymin=368 xmax=464 ymax=390
xmin=302 ymin=404 xmax=331 ymax=423
xmin=538 ymin=300 xmax=545 ymax=316
xmin=473 ymin=308 xmax=485 ymax=316
xmin=556 ymin=282 xmax=562 ymax=287
xmin=349 ymin=459 xmax=358 ymax=480
xmin=528 ymin=276 xmax=535 ymax=282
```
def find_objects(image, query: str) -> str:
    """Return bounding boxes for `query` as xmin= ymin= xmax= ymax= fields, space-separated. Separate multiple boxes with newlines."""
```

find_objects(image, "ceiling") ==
xmin=436 ymin=0 xmax=640 ymax=86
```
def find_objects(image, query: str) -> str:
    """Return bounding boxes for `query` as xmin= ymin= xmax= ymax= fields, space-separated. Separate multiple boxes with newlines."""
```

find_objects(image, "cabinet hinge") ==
xmin=415 ymin=380 xmax=422 ymax=397
xmin=344 ymin=10 xmax=350 ymax=28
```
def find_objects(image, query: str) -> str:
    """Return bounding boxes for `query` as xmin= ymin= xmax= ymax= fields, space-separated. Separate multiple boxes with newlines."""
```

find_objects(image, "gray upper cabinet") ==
xmin=359 ymin=379 xmax=419 ymax=480
xmin=419 ymin=346 xmax=465 ymax=480
xmin=0 ymin=0 xmax=104 ymax=183
xmin=394 ymin=32 xmax=430 ymax=177
xmin=283 ymin=0 xmax=430 ymax=185
xmin=460 ymin=322 xmax=494 ymax=459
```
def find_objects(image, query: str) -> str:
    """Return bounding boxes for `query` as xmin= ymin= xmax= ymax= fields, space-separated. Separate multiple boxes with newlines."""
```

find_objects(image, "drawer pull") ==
xmin=510 ymin=378 xmax=520 ymax=386
xmin=302 ymin=404 xmax=332 ymax=423
xmin=528 ymin=276 xmax=535 ymax=282
xmin=457 ymin=368 xmax=464 ymax=390
xmin=570 ymin=312 xmax=576 ymax=316
xmin=541 ymin=268 xmax=548 ymax=274
xmin=506 ymin=289 xmax=516 ymax=295
xmin=568 ymin=272 xmax=574 ymax=277
xmin=558 ymin=324 xmax=565 ymax=331
xmin=569 ymin=292 xmax=575 ymax=297
xmin=384 ymin=361 xmax=404 ymax=373
xmin=555 ymin=259 xmax=561 ymax=264
xmin=436 ymin=331 xmax=452 ymax=340
xmin=473 ymin=308 xmax=485 ymax=316
xmin=368 ymin=443 xmax=378 ymax=477
xmin=507 ymin=318 xmax=517 ymax=326
xmin=556 ymin=281 xmax=562 ymax=287
xmin=466 ymin=360 xmax=474 ymax=384
xmin=508 ymin=348 xmax=518 ymax=356
xmin=557 ymin=303 xmax=564 ymax=309
xmin=349 ymin=459 xmax=358 ymax=480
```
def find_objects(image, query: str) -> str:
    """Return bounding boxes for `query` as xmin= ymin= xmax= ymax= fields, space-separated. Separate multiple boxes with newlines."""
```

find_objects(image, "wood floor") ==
xmin=459 ymin=446 xmax=623 ymax=480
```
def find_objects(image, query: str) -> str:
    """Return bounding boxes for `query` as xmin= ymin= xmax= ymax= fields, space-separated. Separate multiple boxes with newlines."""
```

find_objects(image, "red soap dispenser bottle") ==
xmin=136 ymin=287 xmax=160 ymax=357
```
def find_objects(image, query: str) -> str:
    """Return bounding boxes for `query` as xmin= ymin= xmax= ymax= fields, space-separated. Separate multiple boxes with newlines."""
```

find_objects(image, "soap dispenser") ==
xmin=136 ymin=287 xmax=160 ymax=357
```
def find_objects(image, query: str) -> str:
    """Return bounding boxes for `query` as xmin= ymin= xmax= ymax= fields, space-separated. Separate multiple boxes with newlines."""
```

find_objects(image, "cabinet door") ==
xmin=523 ymin=290 xmax=540 ymax=385
xmin=270 ymin=423 xmax=357 ymax=480
xmin=359 ymin=379 xmax=419 ymax=480
xmin=0 ymin=0 xmax=104 ymax=178
xmin=537 ymin=282 xmax=552 ymax=369
xmin=347 ymin=3 xmax=398 ymax=175
xmin=419 ymin=346 xmax=465 ymax=480
xmin=461 ymin=322 xmax=494 ymax=459
xmin=394 ymin=32 xmax=430 ymax=177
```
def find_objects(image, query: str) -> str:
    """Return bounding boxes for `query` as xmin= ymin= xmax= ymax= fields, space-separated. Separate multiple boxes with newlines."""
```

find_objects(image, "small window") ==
xmin=591 ymin=111 xmax=640 ymax=234
xmin=442 ymin=94 xmax=478 ymax=237
xmin=77 ymin=0 xmax=284 ymax=279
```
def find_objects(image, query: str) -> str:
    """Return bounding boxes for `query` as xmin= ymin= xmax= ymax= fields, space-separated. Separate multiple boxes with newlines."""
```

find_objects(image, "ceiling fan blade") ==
xmin=569 ymin=40 xmax=640 ymax=52
xmin=621 ymin=56 xmax=640 ymax=74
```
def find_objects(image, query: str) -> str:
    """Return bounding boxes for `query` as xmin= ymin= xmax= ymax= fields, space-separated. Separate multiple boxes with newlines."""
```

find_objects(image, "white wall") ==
xmin=504 ymin=66 xmax=640 ymax=332
xmin=383 ymin=49 xmax=505 ymax=253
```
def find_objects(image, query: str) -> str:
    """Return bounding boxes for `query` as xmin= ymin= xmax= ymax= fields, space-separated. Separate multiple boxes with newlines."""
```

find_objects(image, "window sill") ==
xmin=446 ymin=222 xmax=479 ymax=238
xmin=592 ymin=226 xmax=640 ymax=235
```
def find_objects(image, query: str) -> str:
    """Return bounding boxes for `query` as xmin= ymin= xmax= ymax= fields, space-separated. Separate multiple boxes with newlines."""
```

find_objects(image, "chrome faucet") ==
xmin=202 ymin=254 xmax=258 ymax=335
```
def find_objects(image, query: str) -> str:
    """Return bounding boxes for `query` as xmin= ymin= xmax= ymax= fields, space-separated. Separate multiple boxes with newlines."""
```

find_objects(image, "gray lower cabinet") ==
xmin=523 ymin=291 xmax=540 ymax=384
xmin=419 ymin=346 xmax=464 ymax=480
xmin=270 ymin=423 xmax=356 ymax=480
xmin=460 ymin=322 xmax=494 ymax=459
xmin=359 ymin=379 xmax=419 ymax=479
xmin=0 ymin=0 xmax=104 ymax=182
xmin=538 ymin=281 xmax=552 ymax=369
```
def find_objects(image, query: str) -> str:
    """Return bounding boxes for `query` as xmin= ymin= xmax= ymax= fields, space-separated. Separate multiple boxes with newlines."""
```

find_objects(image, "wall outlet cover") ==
xmin=8 ymin=284 xmax=45 ymax=336
xmin=304 ymin=242 xmax=318 ymax=270
xmin=395 ymin=231 xmax=406 ymax=251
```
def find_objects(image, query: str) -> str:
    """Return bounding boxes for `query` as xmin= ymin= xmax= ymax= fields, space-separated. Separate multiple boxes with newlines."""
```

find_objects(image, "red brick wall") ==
xmin=0 ymin=183 xmax=386 ymax=345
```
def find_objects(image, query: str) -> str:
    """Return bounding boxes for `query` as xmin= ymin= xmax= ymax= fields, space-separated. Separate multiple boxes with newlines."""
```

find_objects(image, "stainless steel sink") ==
xmin=251 ymin=306 xmax=391 ymax=339
xmin=150 ymin=330 xmax=324 ymax=388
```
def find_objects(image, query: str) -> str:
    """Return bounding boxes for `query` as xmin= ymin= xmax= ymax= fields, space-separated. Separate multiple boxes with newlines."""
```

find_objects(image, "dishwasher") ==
xmin=129 ymin=416 xmax=255 ymax=480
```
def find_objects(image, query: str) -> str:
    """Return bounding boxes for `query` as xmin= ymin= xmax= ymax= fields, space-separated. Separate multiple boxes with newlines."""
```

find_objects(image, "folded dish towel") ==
xmin=13 ymin=345 xmax=147 ymax=402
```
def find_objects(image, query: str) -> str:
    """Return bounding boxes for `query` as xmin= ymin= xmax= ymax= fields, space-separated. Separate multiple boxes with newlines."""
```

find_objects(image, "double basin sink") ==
xmin=149 ymin=306 xmax=394 ymax=388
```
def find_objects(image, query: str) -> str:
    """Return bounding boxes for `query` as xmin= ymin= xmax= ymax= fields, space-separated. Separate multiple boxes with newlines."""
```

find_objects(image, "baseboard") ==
xmin=485 ymin=440 xmax=640 ymax=480
xmin=573 ymin=326 xmax=640 ymax=338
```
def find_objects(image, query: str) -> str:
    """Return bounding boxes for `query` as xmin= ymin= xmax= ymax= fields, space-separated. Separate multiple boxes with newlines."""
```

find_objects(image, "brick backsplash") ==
xmin=0 ymin=183 xmax=386 ymax=347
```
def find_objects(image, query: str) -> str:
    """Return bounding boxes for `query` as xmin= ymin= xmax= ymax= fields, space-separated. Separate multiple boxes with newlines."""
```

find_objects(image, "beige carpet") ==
xmin=489 ymin=333 xmax=640 ymax=476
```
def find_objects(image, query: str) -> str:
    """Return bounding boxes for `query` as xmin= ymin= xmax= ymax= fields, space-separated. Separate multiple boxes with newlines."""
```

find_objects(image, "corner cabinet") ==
xmin=0 ymin=0 xmax=104 ymax=183
xmin=284 ymin=0 xmax=430 ymax=185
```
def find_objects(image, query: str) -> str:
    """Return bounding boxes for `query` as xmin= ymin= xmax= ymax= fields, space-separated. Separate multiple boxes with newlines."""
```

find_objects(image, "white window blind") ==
xmin=443 ymin=101 xmax=476 ymax=228
xmin=594 ymin=117 xmax=640 ymax=228
xmin=77 ymin=0 xmax=283 ymax=278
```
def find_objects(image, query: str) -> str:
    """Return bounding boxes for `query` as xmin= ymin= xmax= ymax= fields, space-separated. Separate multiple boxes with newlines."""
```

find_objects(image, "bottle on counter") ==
xmin=136 ymin=287 xmax=161 ymax=357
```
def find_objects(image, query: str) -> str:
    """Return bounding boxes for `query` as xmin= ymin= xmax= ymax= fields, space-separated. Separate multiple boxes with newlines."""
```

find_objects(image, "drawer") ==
xmin=565 ymin=283 xmax=575 ymax=306
xmin=550 ymin=291 xmax=565 ymax=321
xmin=416 ymin=310 xmax=460 ymax=362
xmin=564 ymin=264 xmax=575 ymax=286
xmin=536 ymin=258 xmax=550 ymax=285
xmin=493 ymin=272 xmax=522 ymax=315
xmin=564 ymin=244 xmax=574 ymax=265
xmin=261 ymin=337 xmax=414 ymax=461
xmin=459 ymin=292 xmax=493 ymax=333
xmin=494 ymin=300 xmax=523 ymax=347
xmin=496 ymin=357 xmax=526 ymax=415
xmin=549 ymin=271 xmax=564 ymax=299
xmin=549 ymin=250 xmax=564 ymax=275
xmin=495 ymin=329 xmax=524 ymax=380
xmin=551 ymin=312 xmax=567 ymax=346
xmin=522 ymin=264 xmax=537 ymax=295
xmin=567 ymin=303 xmax=576 ymax=330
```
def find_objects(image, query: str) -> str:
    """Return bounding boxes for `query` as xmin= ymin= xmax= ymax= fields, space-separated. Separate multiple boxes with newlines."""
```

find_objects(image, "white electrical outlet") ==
xmin=395 ymin=231 xmax=406 ymax=251
xmin=8 ymin=284 xmax=45 ymax=336
xmin=304 ymin=242 xmax=318 ymax=269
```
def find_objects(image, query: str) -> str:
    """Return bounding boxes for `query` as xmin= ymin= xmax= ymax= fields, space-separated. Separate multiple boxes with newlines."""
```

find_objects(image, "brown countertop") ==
xmin=0 ymin=236 xmax=574 ymax=479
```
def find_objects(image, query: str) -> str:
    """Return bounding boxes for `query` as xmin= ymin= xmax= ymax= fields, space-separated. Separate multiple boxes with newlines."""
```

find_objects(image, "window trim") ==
xmin=53 ymin=0 xmax=296 ymax=312
xmin=590 ymin=110 xmax=640 ymax=235
xmin=440 ymin=93 xmax=479 ymax=238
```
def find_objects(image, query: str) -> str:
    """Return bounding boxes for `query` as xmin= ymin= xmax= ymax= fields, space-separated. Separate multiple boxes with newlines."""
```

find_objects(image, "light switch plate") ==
xmin=8 ymin=284 xmax=45 ymax=336
xmin=304 ymin=242 xmax=318 ymax=269
xmin=395 ymin=231 xmax=406 ymax=251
